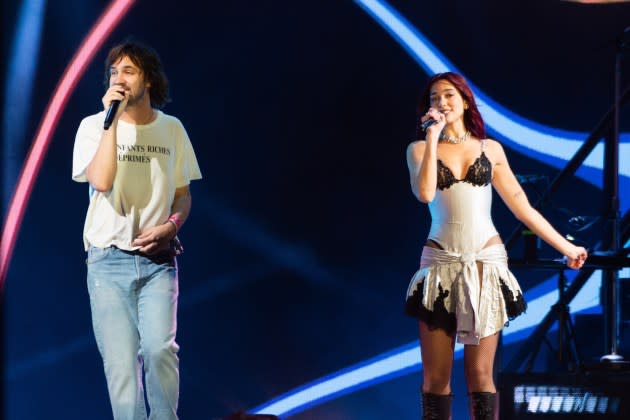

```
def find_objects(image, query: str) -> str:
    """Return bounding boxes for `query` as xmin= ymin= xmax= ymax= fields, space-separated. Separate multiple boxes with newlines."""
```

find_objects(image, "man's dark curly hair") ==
xmin=104 ymin=39 xmax=171 ymax=109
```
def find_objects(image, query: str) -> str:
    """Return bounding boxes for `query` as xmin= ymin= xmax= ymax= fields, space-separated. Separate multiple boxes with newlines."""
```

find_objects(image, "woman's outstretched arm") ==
xmin=489 ymin=140 xmax=587 ymax=269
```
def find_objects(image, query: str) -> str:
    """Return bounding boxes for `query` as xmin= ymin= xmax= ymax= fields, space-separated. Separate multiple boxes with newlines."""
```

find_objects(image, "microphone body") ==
xmin=420 ymin=118 xmax=437 ymax=131
xmin=104 ymin=99 xmax=121 ymax=130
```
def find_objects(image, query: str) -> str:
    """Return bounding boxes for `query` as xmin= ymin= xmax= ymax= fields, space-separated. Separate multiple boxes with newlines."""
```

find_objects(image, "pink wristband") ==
xmin=167 ymin=215 xmax=182 ymax=231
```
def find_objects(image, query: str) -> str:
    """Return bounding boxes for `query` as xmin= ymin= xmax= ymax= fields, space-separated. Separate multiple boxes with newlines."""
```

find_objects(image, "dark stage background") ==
xmin=3 ymin=1 xmax=630 ymax=419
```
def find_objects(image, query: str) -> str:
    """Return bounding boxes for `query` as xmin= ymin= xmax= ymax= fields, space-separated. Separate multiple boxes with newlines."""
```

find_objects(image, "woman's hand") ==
xmin=421 ymin=108 xmax=445 ymax=142
xmin=566 ymin=246 xmax=588 ymax=270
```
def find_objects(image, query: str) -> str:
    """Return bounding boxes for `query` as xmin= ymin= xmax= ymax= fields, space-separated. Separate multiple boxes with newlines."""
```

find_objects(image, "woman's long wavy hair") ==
xmin=416 ymin=72 xmax=485 ymax=140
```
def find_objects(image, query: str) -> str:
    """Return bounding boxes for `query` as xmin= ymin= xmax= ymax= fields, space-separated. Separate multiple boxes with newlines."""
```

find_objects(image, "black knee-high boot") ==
xmin=421 ymin=392 xmax=452 ymax=420
xmin=468 ymin=392 xmax=499 ymax=420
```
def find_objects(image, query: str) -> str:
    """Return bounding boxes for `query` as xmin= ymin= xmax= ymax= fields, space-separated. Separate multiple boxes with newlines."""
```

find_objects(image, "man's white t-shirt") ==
xmin=72 ymin=110 xmax=202 ymax=251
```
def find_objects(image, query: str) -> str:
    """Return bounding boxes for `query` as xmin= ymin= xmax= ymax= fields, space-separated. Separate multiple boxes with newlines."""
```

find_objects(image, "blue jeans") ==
xmin=87 ymin=246 xmax=180 ymax=420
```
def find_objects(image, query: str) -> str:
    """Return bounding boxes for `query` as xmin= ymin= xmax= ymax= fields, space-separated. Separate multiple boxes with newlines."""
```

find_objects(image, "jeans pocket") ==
xmin=86 ymin=246 xmax=112 ymax=264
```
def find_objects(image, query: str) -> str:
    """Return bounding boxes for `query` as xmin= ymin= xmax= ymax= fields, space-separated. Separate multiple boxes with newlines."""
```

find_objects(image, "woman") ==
xmin=404 ymin=72 xmax=587 ymax=419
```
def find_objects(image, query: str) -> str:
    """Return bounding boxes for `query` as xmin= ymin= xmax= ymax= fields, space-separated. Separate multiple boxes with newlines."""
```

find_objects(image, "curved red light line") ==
xmin=0 ymin=0 xmax=136 ymax=288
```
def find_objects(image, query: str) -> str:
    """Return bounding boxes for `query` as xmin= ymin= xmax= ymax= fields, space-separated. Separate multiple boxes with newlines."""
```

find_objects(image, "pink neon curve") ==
xmin=0 ymin=0 xmax=136 ymax=288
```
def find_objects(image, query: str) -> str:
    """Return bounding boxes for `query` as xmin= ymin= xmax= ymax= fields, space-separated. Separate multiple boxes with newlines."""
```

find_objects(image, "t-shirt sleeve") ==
xmin=174 ymin=120 xmax=202 ymax=188
xmin=72 ymin=116 xmax=102 ymax=182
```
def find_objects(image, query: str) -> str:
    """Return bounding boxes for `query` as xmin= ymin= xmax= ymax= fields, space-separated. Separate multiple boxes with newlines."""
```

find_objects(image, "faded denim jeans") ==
xmin=87 ymin=245 xmax=179 ymax=420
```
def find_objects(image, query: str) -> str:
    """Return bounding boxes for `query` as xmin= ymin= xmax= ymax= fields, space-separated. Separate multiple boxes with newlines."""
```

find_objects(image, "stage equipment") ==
xmin=502 ymin=25 xmax=630 ymax=373
xmin=599 ymin=25 xmax=630 ymax=364
xmin=500 ymin=371 xmax=630 ymax=419
xmin=499 ymin=25 xmax=630 ymax=418
xmin=507 ymin=254 xmax=630 ymax=373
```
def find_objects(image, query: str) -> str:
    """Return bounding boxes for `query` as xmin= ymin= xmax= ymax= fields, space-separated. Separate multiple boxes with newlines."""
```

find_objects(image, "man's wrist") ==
xmin=168 ymin=214 xmax=182 ymax=230
xmin=165 ymin=219 xmax=178 ymax=233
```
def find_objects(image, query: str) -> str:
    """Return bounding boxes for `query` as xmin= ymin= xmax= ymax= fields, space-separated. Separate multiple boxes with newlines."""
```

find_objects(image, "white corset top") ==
xmin=428 ymin=182 xmax=498 ymax=252
xmin=427 ymin=140 xmax=498 ymax=252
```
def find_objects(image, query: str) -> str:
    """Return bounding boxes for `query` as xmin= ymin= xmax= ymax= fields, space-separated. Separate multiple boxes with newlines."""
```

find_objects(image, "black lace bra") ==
xmin=436 ymin=152 xmax=492 ymax=190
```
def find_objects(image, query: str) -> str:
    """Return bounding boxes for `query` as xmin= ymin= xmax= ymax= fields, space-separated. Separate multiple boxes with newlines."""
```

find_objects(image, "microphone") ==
xmin=104 ymin=100 xmax=121 ymax=130
xmin=103 ymin=90 xmax=125 ymax=130
xmin=420 ymin=118 xmax=437 ymax=131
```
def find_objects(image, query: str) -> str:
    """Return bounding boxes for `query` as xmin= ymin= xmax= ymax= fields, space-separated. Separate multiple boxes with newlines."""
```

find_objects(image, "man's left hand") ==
xmin=132 ymin=223 xmax=177 ymax=254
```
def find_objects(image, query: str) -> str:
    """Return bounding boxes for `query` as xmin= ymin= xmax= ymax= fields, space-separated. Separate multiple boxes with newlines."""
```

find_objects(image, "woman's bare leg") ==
xmin=463 ymin=332 xmax=499 ymax=392
xmin=419 ymin=321 xmax=455 ymax=394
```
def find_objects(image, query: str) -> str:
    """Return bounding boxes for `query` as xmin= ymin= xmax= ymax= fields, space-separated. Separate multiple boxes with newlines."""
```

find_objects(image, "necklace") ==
xmin=439 ymin=130 xmax=470 ymax=144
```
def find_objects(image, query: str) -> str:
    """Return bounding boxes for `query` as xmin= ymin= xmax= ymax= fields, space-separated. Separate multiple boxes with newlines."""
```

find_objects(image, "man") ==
xmin=72 ymin=40 xmax=202 ymax=419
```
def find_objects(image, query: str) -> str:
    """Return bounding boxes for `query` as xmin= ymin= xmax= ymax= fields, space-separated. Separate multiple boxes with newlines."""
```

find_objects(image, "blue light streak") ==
xmin=2 ymin=0 xmax=47 ymax=214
